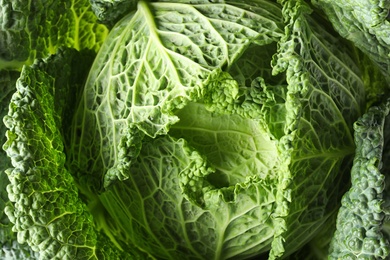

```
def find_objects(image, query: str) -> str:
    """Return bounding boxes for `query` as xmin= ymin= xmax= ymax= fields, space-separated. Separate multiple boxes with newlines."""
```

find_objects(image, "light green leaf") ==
xmin=99 ymin=135 xmax=279 ymax=260
xmin=170 ymin=102 xmax=280 ymax=187
xmin=69 ymin=0 xmax=284 ymax=188
xmin=270 ymin=0 xmax=366 ymax=257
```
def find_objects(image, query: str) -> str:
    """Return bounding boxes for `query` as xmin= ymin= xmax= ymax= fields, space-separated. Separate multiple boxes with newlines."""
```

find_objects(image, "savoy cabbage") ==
xmin=0 ymin=0 xmax=390 ymax=259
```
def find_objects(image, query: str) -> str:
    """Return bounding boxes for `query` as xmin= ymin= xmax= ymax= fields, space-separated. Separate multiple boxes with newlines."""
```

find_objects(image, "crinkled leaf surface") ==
xmin=269 ymin=0 xmax=366 ymax=257
xmin=329 ymin=99 xmax=390 ymax=259
xmin=0 ymin=70 xmax=39 ymax=259
xmin=0 ymin=0 xmax=108 ymax=69
xmin=90 ymin=0 xmax=138 ymax=26
xmin=69 ymin=0 xmax=284 ymax=189
xmin=3 ymin=63 xmax=99 ymax=259
xmin=95 ymin=0 xmax=369 ymax=259
xmin=1 ymin=49 xmax=146 ymax=259
xmin=0 ymin=70 xmax=17 ymax=169
xmin=100 ymin=134 xmax=279 ymax=260
xmin=312 ymin=0 xmax=390 ymax=83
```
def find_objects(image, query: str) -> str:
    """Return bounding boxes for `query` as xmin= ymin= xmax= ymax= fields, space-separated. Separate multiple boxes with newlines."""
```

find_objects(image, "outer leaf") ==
xmin=0 ymin=0 xmax=108 ymax=70
xmin=2 ymin=49 xmax=143 ymax=259
xmin=90 ymin=0 xmax=138 ymax=26
xmin=311 ymin=0 xmax=390 ymax=84
xmin=329 ymin=99 xmax=390 ymax=259
xmin=286 ymin=211 xmax=338 ymax=260
xmin=0 ymin=70 xmax=39 ymax=259
xmin=30 ymin=48 xmax=96 ymax=145
xmin=269 ymin=0 xmax=367 ymax=257
xmin=3 ymin=64 xmax=98 ymax=259
xmin=0 ymin=70 xmax=18 ymax=169
xmin=69 ymin=0 xmax=284 ymax=189
xmin=0 ymin=172 xmax=40 ymax=259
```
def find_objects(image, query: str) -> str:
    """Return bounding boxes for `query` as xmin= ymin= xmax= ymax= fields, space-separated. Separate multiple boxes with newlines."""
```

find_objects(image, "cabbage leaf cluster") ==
xmin=0 ymin=0 xmax=390 ymax=259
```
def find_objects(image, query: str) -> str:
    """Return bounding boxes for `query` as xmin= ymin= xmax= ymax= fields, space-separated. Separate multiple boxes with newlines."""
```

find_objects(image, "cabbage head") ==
xmin=69 ymin=0 xmax=370 ymax=259
xmin=1 ymin=0 xmax=390 ymax=259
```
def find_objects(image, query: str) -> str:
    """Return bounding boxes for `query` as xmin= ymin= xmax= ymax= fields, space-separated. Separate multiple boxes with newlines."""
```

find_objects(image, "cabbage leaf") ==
xmin=0 ymin=70 xmax=39 ymax=259
xmin=329 ymin=99 xmax=390 ymax=259
xmin=1 ymin=0 xmax=390 ymax=259
xmin=69 ymin=0 xmax=285 ymax=189
xmin=312 ymin=0 xmax=390 ymax=83
xmin=70 ymin=0 xmax=370 ymax=259
xmin=0 ymin=0 xmax=108 ymax=70
xmin=2 ymin=48 xmax=151 ymax=259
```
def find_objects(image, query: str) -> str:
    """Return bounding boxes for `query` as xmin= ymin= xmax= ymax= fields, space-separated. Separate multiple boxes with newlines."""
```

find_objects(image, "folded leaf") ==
xmin=312 ymin=0 xmax=390 ymax=84
xmin=69 ymin=0 xmax=284 ymax=189
xmin=269 ymin=0 xmax=366 ymax=257
xmin=84 ymin=0 xmax=371 ymax=259
xmin=329 ymin=99 xmax=390 ymax=259
xmin=0 ymin=70 xmax=39 ymax=259
xmin=0 ymin=0 xmax=108 ymax=70
xmin=100 ymin=135 xmax=280 ymax=259
xmin=2 ymin=48 xmax=147 ymax=259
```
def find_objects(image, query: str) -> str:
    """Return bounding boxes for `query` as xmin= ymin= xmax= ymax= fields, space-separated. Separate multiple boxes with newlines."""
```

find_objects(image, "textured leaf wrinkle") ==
xmin=329 ymin=100 xmax=390 ymax=259
xmin=70 ymin=0 xmax=284 ymax=189
xmin=3 ymin=66 xmax=99 ymax=259
xmin=269 ymin=0 xmax=366 ymax=258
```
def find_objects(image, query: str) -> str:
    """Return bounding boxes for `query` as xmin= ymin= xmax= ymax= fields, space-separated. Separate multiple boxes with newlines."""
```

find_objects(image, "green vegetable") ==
xmin=0 ymin=0 xmax=108 ymax=70
xmin=69 ymin=0 xmax=285 ymax=189
xmin=2 ymin=48 xmax=150 ymax=259
xmin=312 ymin=0 xmax=390 ymax=83
xmin=0 ymin=0 xmax=390 ymax=259
xmin=0 ymin=70 xmax=39 ymax=259
xmin=90 ymin=0 xmax=138 ymax=26
xmin=329 ymin=99 xmax=390 ymax=259
xmin=3 ymin=48 xmax=107 ymax=259
xmin=69 ymin=0 xmax=373 ymax=258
